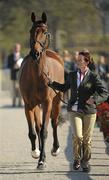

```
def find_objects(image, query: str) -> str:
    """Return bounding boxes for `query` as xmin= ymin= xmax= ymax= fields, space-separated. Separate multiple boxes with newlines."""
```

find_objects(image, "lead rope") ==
xmin=43 ymin=71 xmax=68 ymax=105
xmin=35 ymin=57 xmax=68 ymax=105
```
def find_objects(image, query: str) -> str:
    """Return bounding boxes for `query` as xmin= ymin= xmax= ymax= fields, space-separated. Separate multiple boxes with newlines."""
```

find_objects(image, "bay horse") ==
xmin=19 ymin=12 xmax=64 ymax=169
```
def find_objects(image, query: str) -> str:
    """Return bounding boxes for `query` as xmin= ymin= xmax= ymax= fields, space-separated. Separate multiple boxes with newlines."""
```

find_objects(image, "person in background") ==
xmin=63 ymin=50 xmax=77 ymax=78
xmin=7 ymin=43 xmax=23 ymax=107
xmin=97 ymin=55 xmax=109 ymax=90
xmin=73 ymin=51 xmax=79 ymax=62
xmin=72 ymin=51 xmax=80 ymax=70
xmin=48 ymin=50 xmax=109 ymax=172
xmin=62 ymin=50 xmax=77 ymax=106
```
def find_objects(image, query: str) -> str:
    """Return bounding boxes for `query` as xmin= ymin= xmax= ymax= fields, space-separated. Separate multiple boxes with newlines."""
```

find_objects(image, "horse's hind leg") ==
xmin=51 ymin=96 xmax=61 ymax=156
xmin=25 ymin=105 xmax=40 ymax=159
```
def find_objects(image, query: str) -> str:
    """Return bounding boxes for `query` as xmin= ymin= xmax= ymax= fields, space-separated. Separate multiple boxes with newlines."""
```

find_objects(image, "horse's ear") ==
xmin=31 ymin=12 xmax=36 ymax=23
xmin=42 ymin=12 xmax=47 ymax=23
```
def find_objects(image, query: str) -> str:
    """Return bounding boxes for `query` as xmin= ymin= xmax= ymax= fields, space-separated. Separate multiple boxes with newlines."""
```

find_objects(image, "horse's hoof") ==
xmin=37 ymin=161 xmax=46 ymax=170
xmin=51 ymin=147 xmax=60 ymax=156
xmin=31 ymin=148 xmax=40 ymax=159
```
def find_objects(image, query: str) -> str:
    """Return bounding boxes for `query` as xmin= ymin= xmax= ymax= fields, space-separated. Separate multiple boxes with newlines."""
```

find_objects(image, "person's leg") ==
xmin=70 ymin=112 xmax=83 ymax=170
xmin=18 ymin=93 xmax=23 ymax=107
xmin=82 ymin=113 xmax=96 ymax=172
xmin=17 ymin=85 xmax=23 ymax=107
xmin=12 ymin=80 xmax=16 ymax=107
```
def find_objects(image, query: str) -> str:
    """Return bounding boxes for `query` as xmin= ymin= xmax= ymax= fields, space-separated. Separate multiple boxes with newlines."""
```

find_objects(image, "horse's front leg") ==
xmin=51 ymin=97 xmax=61 ymax=156
xmin=25 ymin=105 xmax=40 ymax=159
xmin=37 ymin=100 xmax=52 ymax=169
xmin=34 ymin=105 xmax=42 ymax=152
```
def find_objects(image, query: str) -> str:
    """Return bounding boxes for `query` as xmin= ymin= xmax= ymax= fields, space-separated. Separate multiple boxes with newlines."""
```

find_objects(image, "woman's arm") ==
xmin=48 ymin=73 xmax=71 ymax=92
xmin=93 ymin=74 xmax=109 ymax=105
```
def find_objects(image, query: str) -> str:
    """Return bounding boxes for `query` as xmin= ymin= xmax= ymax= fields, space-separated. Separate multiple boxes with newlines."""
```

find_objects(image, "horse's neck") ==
xmin=38 ymin=53 xmax=48 ymax=77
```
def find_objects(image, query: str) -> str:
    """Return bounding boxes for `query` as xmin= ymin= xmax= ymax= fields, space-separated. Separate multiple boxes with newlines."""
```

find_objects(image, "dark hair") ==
xmin=79 ymin=51 xmax=91 ymax=62
xmin=79 ymin=51 xmax=96 ymax=71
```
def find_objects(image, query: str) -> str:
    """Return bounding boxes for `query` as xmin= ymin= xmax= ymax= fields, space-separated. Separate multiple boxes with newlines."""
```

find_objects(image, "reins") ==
xmin=30 ymin=22 xmax=68 ymax=105
xmin=42 ymin=70 xmax=68 ymax=105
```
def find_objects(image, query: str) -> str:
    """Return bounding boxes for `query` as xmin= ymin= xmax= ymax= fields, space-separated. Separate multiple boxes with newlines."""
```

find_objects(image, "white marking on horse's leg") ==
xmin=51 ymin=147 xmax=60 ymax=156
xmin=31 ymin=147 xmax=40 ymax=159
xmin=37 ymin=161 xmax=46 ymax=169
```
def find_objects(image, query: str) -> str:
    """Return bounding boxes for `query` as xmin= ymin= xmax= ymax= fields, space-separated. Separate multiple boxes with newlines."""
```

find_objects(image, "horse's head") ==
xmin=30 ymin=12 xmax=50 ymax=61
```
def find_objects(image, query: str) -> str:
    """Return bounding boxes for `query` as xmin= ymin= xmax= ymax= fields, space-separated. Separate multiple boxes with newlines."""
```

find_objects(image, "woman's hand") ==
xmin=47 ymin=76 xmax=53 ymax=87
xmin=86 ymin=96 xmax=95 ymax=105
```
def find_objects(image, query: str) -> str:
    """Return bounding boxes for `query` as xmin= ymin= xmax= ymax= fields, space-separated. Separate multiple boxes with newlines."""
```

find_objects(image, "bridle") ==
xmin=29 ymin=23 xmax=68 ymax=105
xmin=30 ymin=25 xmax=51 ymax=61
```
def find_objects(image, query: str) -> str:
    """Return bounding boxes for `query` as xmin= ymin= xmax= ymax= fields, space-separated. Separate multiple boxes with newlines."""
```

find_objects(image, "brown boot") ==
xmin=73 ymin=160 xmax=80 ymax=170
xmin=81 ymin=159 xmax=91 ymax=172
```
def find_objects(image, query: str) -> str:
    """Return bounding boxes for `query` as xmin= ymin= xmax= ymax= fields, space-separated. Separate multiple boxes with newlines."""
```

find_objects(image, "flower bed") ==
xmin=97 ymin=102 xmax=109 ymax=142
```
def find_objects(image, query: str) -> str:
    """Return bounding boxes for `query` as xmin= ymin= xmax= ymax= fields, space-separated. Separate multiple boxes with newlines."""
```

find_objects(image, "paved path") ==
xmin=0 ymin=91 xmax=109 ymax=180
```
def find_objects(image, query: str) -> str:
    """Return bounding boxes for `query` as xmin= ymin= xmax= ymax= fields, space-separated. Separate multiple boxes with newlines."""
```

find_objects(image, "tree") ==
xmin=0 ymin=0 xmax=106 ymax=53
xmin=93 ymin=0 xmax=109 ymax=44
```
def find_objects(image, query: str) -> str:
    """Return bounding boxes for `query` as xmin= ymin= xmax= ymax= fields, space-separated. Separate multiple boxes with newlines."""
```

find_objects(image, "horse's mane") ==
xmin=46 ymin=49 xmax=64 ymax=66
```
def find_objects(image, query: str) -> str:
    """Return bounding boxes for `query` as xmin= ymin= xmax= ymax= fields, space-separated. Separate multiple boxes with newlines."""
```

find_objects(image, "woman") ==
xmin=48 ymin=50 xmax=109 ymax=172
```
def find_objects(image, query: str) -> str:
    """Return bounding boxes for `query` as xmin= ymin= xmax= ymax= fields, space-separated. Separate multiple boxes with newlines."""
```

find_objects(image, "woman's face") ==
xmin=77 ymin=55 xmax=89 ymax=70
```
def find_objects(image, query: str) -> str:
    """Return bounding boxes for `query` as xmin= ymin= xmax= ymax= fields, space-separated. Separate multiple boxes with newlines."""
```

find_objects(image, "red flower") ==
xmin=97 ymin=102 xmax=109 ymax=117
xmin=97 ymin=102 xmax=109 ymax=138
